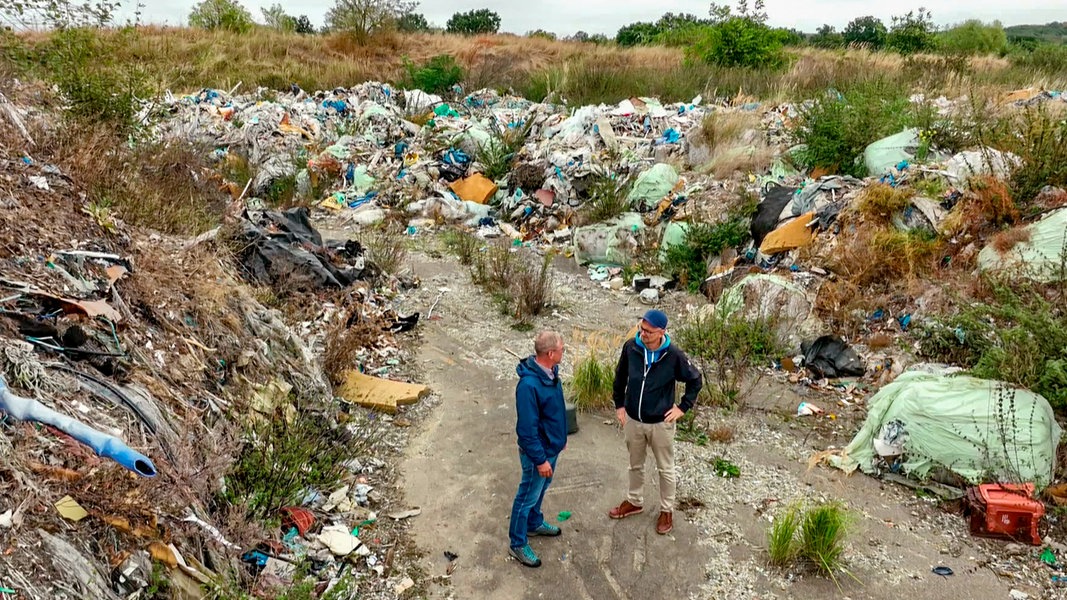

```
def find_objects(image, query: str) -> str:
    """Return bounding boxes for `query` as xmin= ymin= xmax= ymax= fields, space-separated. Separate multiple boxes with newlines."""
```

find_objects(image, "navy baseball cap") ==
xmin=642 ymin=310 xmax=668 ymax=330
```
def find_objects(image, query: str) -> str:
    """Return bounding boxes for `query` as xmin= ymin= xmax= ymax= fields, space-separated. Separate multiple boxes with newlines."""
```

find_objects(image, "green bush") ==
xmin=446 ymin=8 xmax=500 ymax=35
xmin=38 ymin=27 xmax=152 ymax=129
xmin=1008 ymin=107 xmax=1067 ymax=206
xmin=662 ymin=217 xmax=749 ymax=291
xmin=810 ymin=24 xmax=844 ymax=49
xmin=938 ymin=19 xmax=1008 ymax=56
xmin=223 ymin=402 xmax=378 ymax=519
xmin=475 ymin=120 xmax=531 ymax=181
xmin=567 ymin=352 xmax=614 ymax=411
xmin=582 ymin=173 xmax=633 ymax=223
xmin=397 ymin=12 xmax=429 ymax=32
xmin=615 ymin=22 xmax=659 ymax=47
xmin=676 ymin=302 xmax=783 ymax=408
xmin=402 ymin=54 xmax=463 ymax=95
xmin=188 ymin=0 xmax=254 ymax=33
xmin=1009 ymin=44 xmax=1067 ymax=79
xmin=687 ymin=1 xmax=785 ymax=69
xmin=767 ymin=500 xmax=852 ymax=582
xmin=887 ymin=9 xmax=937 ymax=55
xmin=843 ymin=16 xmax=887 ymax=50
xmin=918 ymin=275 xmax=1067 ymax=411
xmin=791 ymin=80 xmax=915 ymax=177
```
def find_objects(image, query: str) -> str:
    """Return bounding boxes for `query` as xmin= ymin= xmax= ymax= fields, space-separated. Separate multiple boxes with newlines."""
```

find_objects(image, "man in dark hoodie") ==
xmin=607 ymin=309 xmax=702 ymax=535
xmin=508 ymin=330 xmax=568 ymax=568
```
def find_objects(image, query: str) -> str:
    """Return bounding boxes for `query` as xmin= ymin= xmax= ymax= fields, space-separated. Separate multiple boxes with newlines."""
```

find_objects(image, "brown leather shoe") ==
xmin=656 ymin=511 xmax=673 ymax=535
xmin=608 ymin=500 xmax=643 ymax=519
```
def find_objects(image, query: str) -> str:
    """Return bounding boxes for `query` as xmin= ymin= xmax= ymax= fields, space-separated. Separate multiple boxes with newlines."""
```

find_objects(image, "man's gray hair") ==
xmin=534 ymin=331 xmax=563 ymax=356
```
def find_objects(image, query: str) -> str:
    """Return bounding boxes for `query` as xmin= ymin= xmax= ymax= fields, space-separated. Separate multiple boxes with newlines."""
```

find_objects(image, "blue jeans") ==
xmin=509 ymin=450 xmax=557 ymax=549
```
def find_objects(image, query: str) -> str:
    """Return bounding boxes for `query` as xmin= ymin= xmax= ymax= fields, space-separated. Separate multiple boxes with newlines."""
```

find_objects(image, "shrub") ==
xmin=1008 ymin=108 xmax=1067 ymax=208
xmin=856 ymin=183 xmax=914 ymax=224
xmin=261 ymin=4 xmax=296 ymax=32
xmin=441 ymin=229 xmax=481 ymax=266
xmin=581 ymin=173 xmax=633 ymax=224
xmin=470 ymin=242 xmax=555 ymax=326
xmin=810 ymin=24 xmax=844 ymax=49
xmin=396 ymin=11 xmax=429 ymax=32
xmin=887 ymin=9 xmax=937 ymax=55
xmin=843 ymin=16 xmax=887 ymax=50
xmin=37 ymin=27 xmax=152 ymax=130
xmin=402 ymin=54 xmax=463 ymax=95
xmin=791 ymin=80 xmax=914 ymax=177
xmin=1009 ymin=44 xmax=1067 ymax=77
xmin=918 ymin=275 xmax=1067 ymax=411
xmin=662 ymin=217 xmax=749 ymax=291
xmin=938 ymin=19 xmax=1008 ymax=56
xmin=294 ymin=15 xmax=315 ymax=34
xmin=687 ymin=1 xmax=785 ymax=69
xmin=222 ymin=399 xmax=376 ymax=520
xmin=362 ymin=222 xmax=409 ymax=276
xmin=615 ymin=22 xmax=659 ymax=47
xmin=676 ymin=302 xmax=783 ymax=409
xmin=326 ymin=0 xmax=416 ymax=42
xmin=475 ymin=120 xmax=531 ymax=182
xmin=568 ymin=351 xmax=614 ymax=411
xmin=188 ymin=0 xmax=254 ymax=33
xmin=446 ymin=8 xmax=500 ymax=35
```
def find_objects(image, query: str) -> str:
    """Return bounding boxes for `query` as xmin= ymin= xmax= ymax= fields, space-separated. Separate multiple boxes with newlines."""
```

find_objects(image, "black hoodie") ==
xmin=613 ymin=335 xmax=702 ymax=424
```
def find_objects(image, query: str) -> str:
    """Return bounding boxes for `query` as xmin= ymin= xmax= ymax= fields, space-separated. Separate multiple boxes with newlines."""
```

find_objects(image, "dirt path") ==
xmin=400 ymin=252 xmax=706 ymax=599
xmin=395 ymin=242 xmax=1048 ymax=600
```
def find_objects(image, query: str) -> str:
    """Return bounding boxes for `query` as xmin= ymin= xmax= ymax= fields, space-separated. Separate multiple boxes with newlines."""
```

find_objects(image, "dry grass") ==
xmin=941 ymin=176 xmax=1019 ymax=238
xmin=991 ymin=226 xmax=1033 ymax=254
xmin=708 ymin=426 xmax=736 ymax=444
xmin=322 ymin=301 xmax=389 ymax=386
xmin=856 ymin=183 xmax=915 ymax=224
xmin=693 ymin=110 xmax=775 ymax=178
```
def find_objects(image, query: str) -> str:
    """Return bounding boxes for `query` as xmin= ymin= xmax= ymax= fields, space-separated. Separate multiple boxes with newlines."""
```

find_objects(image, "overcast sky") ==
xmin=122 ymin=1 xmax=1064 ymax=35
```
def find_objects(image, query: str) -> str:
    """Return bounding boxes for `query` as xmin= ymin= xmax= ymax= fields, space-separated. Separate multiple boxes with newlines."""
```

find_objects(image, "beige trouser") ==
xmin=624 ymin=419 xmax=676 ymax=512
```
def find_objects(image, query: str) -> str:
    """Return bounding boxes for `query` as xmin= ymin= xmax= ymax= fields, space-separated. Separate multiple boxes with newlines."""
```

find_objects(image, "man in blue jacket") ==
xmin=509 ymin=330 xmax=568 ymax=568
xmin=607 ymin=309 xmax=702 ymax=535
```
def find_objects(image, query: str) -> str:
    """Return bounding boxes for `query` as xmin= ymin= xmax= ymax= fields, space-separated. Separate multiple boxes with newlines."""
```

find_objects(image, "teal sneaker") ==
xmin=509 ymin=544 xmax=542 ymax=568
xmin=529 ymin=523 xmax=561 ymax=537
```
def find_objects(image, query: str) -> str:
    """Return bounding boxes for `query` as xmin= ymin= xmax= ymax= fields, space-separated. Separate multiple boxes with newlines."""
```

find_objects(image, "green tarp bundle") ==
xmin=831 ymin=367 xmax=1062 ymax=490
xmin=978 ymin=208 xmax=1067 ymax=283
xmin=627 ymin=163 xmax=679 ymax=211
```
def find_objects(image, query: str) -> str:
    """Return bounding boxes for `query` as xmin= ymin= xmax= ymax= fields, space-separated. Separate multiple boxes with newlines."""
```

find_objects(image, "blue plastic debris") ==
xmin=896 ymin=160 xmax=910 ymax=171
xmin=348 ymin=191 xmax=378 ymax=209
xmin=443 ymin=148 xmax=471 ymax=166
xmin=897 ymin=314 xmax=912 ymax=331
xmin=658 ymin=128 xmax=681 ymax=144
xmin=322 ymin=99 xmax=348 ymax=114
xmin=870 ymin=309 xmax=885 ymax=321
xmin=394 ymin=141 xmax=409 ymax=158
xmin=241 ymin=550 xmax=269 ymax=567
xmin=406 ymin=226 xmax=418 ymax=236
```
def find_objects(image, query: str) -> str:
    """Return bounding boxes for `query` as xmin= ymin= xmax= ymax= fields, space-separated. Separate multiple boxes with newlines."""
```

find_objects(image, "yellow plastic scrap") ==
xmin=759 ymin=212 xmax=817 ymax=255
xmin=449 ymin=174 xmax=499 ymax=204
xmin=336 ymin=370 xmax=431 ymax=414
xmin=55 ymin=495 xmax=88 ymax=522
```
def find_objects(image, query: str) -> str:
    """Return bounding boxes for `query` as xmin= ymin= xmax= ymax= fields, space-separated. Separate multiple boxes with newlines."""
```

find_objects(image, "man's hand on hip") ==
xmin=615 ymin=407 xmax=627 ymax=427
xmin=664 ymin=406 xmax=685 ymax=423
xmin=537 ymin=461 xmax=553 ymax=478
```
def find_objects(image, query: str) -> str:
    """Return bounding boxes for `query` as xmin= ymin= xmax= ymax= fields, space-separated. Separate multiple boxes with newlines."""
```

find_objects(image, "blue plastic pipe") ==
xmin=0 ymin=376 xmax=157 ymax=477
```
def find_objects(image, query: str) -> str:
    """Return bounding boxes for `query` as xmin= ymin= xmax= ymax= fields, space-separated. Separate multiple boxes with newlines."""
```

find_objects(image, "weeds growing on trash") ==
xmin=568 ymin=350 xmax=615 ymax=411
xmin=322 ymin=302 xmax=388 ymax=386
xmin=476 ymin=120 xmax=532 ymax=182
xmin=919 ymin=272 xmax=1067 ymax=410
xmin=857 ymin=183 xmax=915 ymax=224
xmin=470 ymin=241 xmax=555 ymax=325
xmin=678 ymin=303 xmax=783 ymax=410
xmin=663 ymin=216 xmax=750 ymax=292
xmin=583 ymin=173 xmax=633 ymax=224
xmin=363 ymin=222 xmax=410 ymax=276
xmin=223 ymin=401 xmax=374 ymax=520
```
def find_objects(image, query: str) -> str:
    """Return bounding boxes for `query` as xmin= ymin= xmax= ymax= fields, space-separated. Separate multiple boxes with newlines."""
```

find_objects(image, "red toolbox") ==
xmin=964 ymin=483 xmax=1044 ymax=546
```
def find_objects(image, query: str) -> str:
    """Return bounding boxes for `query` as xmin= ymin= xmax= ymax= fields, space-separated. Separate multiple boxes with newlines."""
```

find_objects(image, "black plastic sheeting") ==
xmin=802 ymin=335 xmax=866 ymax=379
xmin=751 ymin=182 xmax=797 ymax=249
xmin=232 ymin=207 xmax=375 ymax=292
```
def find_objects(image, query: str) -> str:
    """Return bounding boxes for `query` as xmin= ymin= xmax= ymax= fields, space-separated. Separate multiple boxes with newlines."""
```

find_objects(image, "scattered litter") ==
xmin=54 ymin=496 xmax=88 ymax=522
xmin=932 ymin=566 xmax=953 ymax=577
xmin=335 ymin=370 xmax=431 ymax=414
xmin=387 ymin=508 xmax=422 ymax=520
xmin=797 ymin=402 xmax=824 ymax=417
xmin=394 ymin=577 xmax=415 ymax=595
xmin=557 ymin=511 xmax=572 ymax=522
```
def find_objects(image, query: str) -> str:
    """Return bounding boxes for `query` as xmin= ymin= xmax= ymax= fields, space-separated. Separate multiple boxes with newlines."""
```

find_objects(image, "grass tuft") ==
xmin=767 ymin=504 xmax=802 ymax=566
xmin=799 ymin=501 xmax=851 ymax=579
xmin=568 ymin=351 xmax=615 ymax=411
